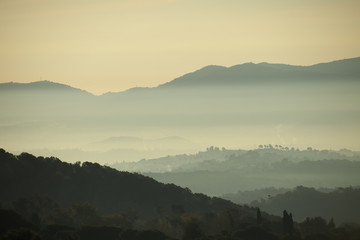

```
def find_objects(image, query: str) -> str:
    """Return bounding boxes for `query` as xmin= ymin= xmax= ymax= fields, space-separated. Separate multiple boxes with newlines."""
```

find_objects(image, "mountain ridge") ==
xmin=1 ymin=57 xmax=359 ymax=95
xmin=1 ymin=57 xmax=359 ymax=153
xmin=0 ymin=80 xmax=94 ymax=96
xmin=158 ymin=57 xmax=360 ymax=89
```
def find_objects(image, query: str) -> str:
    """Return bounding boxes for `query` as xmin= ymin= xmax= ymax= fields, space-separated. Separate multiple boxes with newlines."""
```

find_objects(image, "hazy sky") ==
xmin=1 ymin=0 xmax=359 ymax=95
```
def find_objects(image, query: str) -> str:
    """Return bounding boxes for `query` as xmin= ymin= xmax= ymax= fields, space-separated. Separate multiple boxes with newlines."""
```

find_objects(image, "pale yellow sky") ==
xmin=1 ymin=0 xmax=359 ymax=94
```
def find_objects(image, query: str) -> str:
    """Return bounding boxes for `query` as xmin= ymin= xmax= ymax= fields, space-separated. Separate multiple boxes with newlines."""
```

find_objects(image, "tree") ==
xmin=283 ymin=210 xmax=289 ymax=234
xmin=256 ymin=208 xmax=262 ymax=224
xmin=283 ymin=210 xmax=294 ymax=237
xmin=289 ymin=213 xmax=294 ymax=237
xmin=328 ymin=218 xmax=335 ymax=229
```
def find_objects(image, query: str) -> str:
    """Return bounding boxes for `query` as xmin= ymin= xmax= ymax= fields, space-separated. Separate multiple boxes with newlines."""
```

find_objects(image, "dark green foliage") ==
xmin=41 ymin=225 xmax=78 ymax=240
xmin=119 ymin=229 xmax=173 ymax=240
xmin=182 ymin=221 xmax=203 ymax=240
xmin=1 ymin=148 xmax=360 ymax=240
xmin=0 ymin=149 xmax=245 ymax=219
xmin=303 ymin=233 xmax=332 ymax=240
xmin=233 ymin=225 xmax=279 ymax=240
xmin=300 ymin=217 xmax=331 ymax=236
xmin=0 ymin=229 xmax=41 ymax=240
xmin=77 ymin=226 xmax=122 ymax=240
xmin=12 ymin=195 xmax=60 ymax=227
xmin=71 ymin=203 xmax=101 ymax=226
xmin=0 ymin=148 xmax=261 ymax=239
xmin=0 ymin=210 xmax=35 ymax=236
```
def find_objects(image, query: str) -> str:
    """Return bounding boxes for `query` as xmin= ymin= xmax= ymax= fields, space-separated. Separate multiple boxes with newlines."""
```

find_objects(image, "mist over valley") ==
xmin=1 ymin=57 xmax=360 ymax=239
xmin=1 ymin=57 xmax=360 ymax=162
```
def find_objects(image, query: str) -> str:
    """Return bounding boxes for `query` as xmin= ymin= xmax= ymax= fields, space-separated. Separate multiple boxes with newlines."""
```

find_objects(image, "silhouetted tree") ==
xmin=283 ymin=210 xmax=294 ymax=238
xmin=289 ymin=213 xmax=294 ymax=237
xmin=256 ymin=208 xmax=262 ymax=225
xmin=328 ymin=218 xmax=335 ymax=229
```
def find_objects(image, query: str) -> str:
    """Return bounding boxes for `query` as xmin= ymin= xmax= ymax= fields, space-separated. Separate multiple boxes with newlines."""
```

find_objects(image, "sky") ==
xmin=1 ymin=0 xmax=360 ymax=95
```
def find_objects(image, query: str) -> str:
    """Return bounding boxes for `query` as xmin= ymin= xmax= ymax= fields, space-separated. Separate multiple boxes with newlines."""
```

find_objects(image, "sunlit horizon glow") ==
xmin=1 ymin=0 xmax=360 ymax=95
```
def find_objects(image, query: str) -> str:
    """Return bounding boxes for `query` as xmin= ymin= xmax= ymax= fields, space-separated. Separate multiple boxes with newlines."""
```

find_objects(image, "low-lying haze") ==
xmin=1 ymin=58 xmax=359 ymax=162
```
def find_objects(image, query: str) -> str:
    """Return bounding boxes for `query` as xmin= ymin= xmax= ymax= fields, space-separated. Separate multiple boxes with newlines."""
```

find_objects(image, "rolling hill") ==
xmin=0 ymin=148 xmax=255 ymax=218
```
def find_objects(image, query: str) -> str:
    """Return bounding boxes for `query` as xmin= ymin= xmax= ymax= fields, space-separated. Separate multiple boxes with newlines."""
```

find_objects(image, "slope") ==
xmin=250 ymin=186 xmax=360 ymax=224
xmin=0 ymin=148 xmax=256 ymax=219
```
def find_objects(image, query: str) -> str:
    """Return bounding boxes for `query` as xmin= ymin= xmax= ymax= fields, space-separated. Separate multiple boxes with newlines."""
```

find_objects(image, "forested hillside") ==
xmin=0 ymin=148 xmax=270 ymax=239
xmin=2 ymin=148 xmax=360 ymax=239
xmin=222 ymin=186 xmax=360 ymax=224
xmin=0 ymin=149 xmax=247 ymax=218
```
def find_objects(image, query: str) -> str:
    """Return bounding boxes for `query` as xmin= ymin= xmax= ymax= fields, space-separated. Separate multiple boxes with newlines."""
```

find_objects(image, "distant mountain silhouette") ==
xmin=103 ymin=136 xmax=144 ymax=143
xmin=1 ymin=57 xmax=359 ymax=94
xmin=102 ymin=136 xmax=188 ymax=144
xmin=85 ymin=136 xmax=196 ymax=154
xmin=0 ymin=80 xmax=94 ymax=113
xmin=307 ymin=57 xmax=360 ymax=77
xmin=157 ymin=57 xmax=360 ymax=88
xmin=0 ymin=80 xmax=93 ymax=95
xmin=1 ymin=57 xmax=360 ymax=162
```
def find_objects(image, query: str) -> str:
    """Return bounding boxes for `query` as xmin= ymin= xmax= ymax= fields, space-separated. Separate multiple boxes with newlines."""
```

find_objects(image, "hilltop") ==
xmin=157 ymin=57 xmax=360 ymax=89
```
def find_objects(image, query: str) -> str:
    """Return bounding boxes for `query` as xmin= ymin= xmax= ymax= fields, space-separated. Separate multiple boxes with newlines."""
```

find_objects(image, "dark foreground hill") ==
xmin=0 ymin=148 xmax=249 ymax=218
xmin=0 ymin=148 xmax=270 ymax=239
xmin=1 ymin=149 xmax=360 ymax=239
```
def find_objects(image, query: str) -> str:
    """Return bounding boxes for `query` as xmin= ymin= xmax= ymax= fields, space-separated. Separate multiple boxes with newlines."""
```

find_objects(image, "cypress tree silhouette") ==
xmin=289 ymin=213 xmax=294 ymax=237
xmin=283 ymin=210 xmax=294 ymax=238
xmin=283 ymin=210 xmax=289 ymax=234
xmin=257 ymin=208 xmax=262 ymax=224
xmin=328 ymin=218 xmax=335 ymax=229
